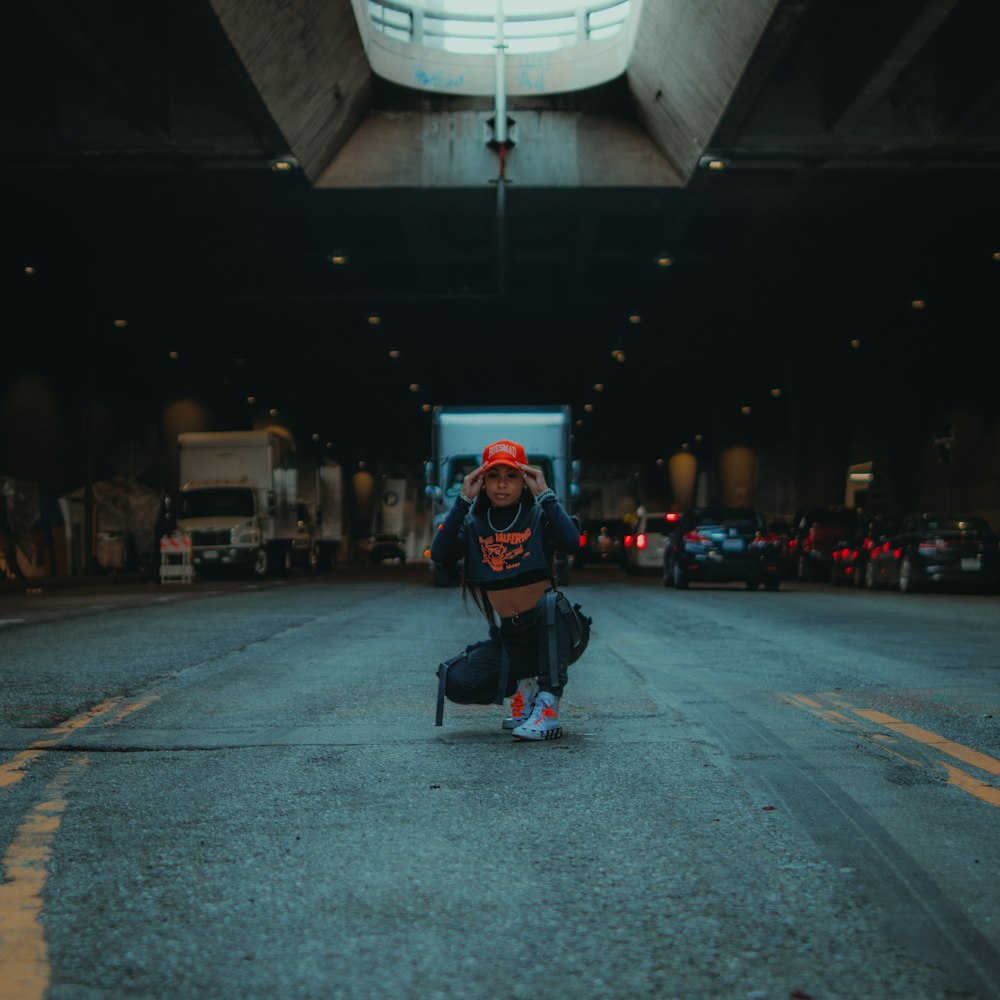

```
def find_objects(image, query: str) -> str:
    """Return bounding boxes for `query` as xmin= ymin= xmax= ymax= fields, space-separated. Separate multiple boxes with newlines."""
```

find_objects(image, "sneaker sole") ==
xmin=501 ymin=718 xmax=526 ymax=730
xmin=513 ymin=727 xmax=562 ymax=741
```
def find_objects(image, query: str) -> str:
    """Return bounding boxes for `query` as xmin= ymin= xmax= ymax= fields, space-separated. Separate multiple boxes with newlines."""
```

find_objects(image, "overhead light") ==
xmin=850 ymin=339 xmax=861 ymax=349
xmin=910 ymin=299 xmax=926 ymax=310
xmin=654 ymin=253 xmax=673 ymax=268
xmin=699 ymin=155 xmax=729 ymax=171
xmin=770 ymin=388 xmax=782 ymax=398
xmin=269 ymin=155 xmax=299 ymax=172
xmin=269 ymin=408 xmax=278 ymax=417
xmin=422 ymin=404 xmax=432 ymax=412
xmin=329 ymin=252 xmax=349 ymax=266
xmin=409 ymin=383 xmax=420 ymax=392
xmin=593 ymin=383 xmax=604 ymax=392
xmin=627 ymin=313 xmax=642 ymax=325
xmin=367 ymin=313 xmax=382 ymax=326
xmin=740 ymin=405 xmax=752 ymax=415
xmin=389 ymin=350 xmax=400 ymax=358
xmin=168 ymin=351 xmax=179 ymax=360
xmin=247 ymin=395 xmax=256 ymax=404
xmin=312 ymin=433 xmax=321 ymax=442
xmin=611 ymin=349 xmax=626 ymax=362
xmin=23 ymin=266 xmax=36 ymax=275
xmin=584 ymin=403 xmax=594 ymax=413
xmin=113 ymin=319 xmax=128 ymax=328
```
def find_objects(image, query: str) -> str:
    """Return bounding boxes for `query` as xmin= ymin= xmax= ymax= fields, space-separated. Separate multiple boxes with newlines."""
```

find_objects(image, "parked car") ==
xmin=829 ymin=513 xmax=898 ymax=588
xmin=788 ymin=506 xmax=859 ymax=581
xmin=576 ymin=517 xmax=627 ymax=569
xmin=663 ymin=506 xmax=781 ymax=590
xmin=865 ymin=512 xmax=1000 ymax=593
xmin=369 ymin=533 xmax=406 ymax=563
xmin=624 ymin=510 xmax=679 ymax=575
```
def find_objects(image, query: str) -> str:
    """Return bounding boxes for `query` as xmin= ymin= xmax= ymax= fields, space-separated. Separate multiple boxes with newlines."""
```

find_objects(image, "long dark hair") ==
xmin=462 ymin=488 xmax=539 ymax=625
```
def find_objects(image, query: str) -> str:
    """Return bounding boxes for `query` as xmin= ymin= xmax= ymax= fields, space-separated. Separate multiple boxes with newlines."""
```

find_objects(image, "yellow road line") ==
xmin=850 ymin=709 xmax=1000 ymax=777
xmin=0 ymin=755 xmax=89 ymax=1000
xmin=783 ymin=692 xmax=1000 ymax=811
xmin=0 ymin=699 xmax=121 ymax=791
xmin=943 ymin=763 xmax=1000 ymax=808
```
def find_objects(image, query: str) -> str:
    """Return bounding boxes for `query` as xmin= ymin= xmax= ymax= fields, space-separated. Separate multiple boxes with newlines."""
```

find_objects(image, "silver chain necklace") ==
xmin=487 ymin=503 xmax=521 ymax=533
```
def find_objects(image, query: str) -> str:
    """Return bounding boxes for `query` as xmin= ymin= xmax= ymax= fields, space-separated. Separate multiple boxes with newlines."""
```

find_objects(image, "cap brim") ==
xmin=481 ymin=458 xmax=521 ymax=473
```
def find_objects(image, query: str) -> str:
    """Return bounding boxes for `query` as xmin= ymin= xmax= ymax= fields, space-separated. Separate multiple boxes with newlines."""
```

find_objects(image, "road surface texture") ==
xmin=1 ymin=565 xmax=998 ymax=999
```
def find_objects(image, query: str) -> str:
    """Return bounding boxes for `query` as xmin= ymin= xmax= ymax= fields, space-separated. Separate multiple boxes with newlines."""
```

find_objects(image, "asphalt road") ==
xmin=1 ymin=565 xmax=999 ymax=1000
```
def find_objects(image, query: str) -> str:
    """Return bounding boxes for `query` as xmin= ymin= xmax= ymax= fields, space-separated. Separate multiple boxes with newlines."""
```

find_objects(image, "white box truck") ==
xmin=175 ymin=429 xmax=298 ymax=577
xmin=424 ymin=405 xmax=578 ymax=587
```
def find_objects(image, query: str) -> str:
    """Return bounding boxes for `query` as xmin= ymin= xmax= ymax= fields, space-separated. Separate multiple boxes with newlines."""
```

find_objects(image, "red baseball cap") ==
xmin=481 ymin=439 xmax=528 ymax=472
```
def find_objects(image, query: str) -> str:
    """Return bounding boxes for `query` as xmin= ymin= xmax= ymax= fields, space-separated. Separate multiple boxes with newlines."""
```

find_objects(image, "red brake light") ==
xmin=579 ymin=534 xmax=588 ymax=548
xmin=665 ymin=512 xmax=680 ymax=522
xmin=624 ymin=535 xmax=634 ymax=548
xmin=636 ymin=533 xmax=648 ymax=549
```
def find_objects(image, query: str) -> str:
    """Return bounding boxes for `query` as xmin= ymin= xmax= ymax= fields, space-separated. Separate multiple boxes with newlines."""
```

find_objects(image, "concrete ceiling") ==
xmin=3 ymin=0 xmax=1000 ymax=482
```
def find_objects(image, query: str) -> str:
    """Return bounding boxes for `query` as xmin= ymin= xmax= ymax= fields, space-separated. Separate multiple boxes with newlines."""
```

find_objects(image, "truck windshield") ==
xmin=179 ymin=488 xmax=255 ymax=519
xmin=446 ymin=456 xmax=556 ymax=498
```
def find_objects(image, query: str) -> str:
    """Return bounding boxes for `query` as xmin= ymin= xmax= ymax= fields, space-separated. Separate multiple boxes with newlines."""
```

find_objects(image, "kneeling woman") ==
xmin=430 ymin=438 xmax=581 ymax=740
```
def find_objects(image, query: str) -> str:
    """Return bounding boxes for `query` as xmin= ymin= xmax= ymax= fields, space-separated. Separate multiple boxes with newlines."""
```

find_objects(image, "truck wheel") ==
xmin=252 ymin=548 xmax=269 ymax=578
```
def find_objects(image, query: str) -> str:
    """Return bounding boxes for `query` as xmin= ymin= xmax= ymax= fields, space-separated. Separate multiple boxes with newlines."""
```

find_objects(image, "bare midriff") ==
xmin=488 ymin=578 xmax=551 ymax=619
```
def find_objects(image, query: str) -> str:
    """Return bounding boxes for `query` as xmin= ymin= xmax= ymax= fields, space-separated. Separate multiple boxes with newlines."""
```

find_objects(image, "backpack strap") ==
xmin=545 ymin=589 xmax=559 ymax=688
xmin=493 ymin=642 xmax=510 ymax=706
xmin=435 ymin=648 xmax=469 ymax=726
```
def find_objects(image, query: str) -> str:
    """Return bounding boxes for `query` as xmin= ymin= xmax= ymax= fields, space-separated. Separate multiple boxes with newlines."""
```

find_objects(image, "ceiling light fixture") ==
xmin=910 ymin=299 xmax=926 ymax=310
xmin=23 ymin=266 xmax=36 ymax=275
xmin=329 ymin=252 xmax=349 ymax=266
xmin=594 ymin=383 xmax=604 ymax=392
xmin=367 ymin=314 xmax=382 ymax=326
xmin=654 ymin=253 xmax=673 ymax=268
xmin=269 ymin=155 xmax=299 ymax=172
xmin=698 ymin=155 xmax=729 ymax=171
xmin=113 ymin=319 xmax=127 ymax=328
xmin=627 ymin=313 xmax=642 ymax=325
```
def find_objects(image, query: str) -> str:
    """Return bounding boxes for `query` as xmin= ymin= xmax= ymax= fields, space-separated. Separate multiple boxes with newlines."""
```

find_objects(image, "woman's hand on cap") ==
xmin=518 ymin=463 xmax=548 ymax=495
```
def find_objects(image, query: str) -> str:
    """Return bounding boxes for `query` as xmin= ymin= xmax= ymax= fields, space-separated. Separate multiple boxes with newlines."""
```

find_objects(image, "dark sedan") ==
xmin=663 ymin=506 xmax=781 ymax=590
xmin=866 ymin=513 xmax=1000 ymax=593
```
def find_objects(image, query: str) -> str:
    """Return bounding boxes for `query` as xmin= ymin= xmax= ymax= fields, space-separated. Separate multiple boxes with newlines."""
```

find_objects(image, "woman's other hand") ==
xmin=518 ymin=463 xmax=549 ymax=496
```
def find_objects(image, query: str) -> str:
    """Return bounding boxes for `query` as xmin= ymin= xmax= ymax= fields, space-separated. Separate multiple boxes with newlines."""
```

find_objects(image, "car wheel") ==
xmin=899 ymin=555 xmax=919 ymax=593
xmin=865 ymin=559 xmax=879 ymax=590
xmin=673 ymin=564 xmax=688 ymax=590
xmin=763 ymin=575 xmax=780 ymax=591
xmin=746 ymin=578 xmax=761 ymax=590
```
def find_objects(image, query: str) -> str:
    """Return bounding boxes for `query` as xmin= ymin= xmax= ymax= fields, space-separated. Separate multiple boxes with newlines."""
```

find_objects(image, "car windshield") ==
xmin=692 ymin=508 xmax=766 ymax=532
xmin=921 ymin=516 xmax=990 ymax=532
xmin=179 ymin=487 xmax=255 ymax=519
xmin=642 ymin=515 xmax=674 ymax=536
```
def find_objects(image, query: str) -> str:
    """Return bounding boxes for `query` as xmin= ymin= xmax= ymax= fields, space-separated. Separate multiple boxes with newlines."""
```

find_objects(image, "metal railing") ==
xmin=367 ymin=0 xmax=631 ymax=55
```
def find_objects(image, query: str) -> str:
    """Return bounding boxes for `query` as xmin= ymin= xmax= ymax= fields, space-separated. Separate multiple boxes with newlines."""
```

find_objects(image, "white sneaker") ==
xmin=512 ymin=691 xmax=561 ymax=741
xmin=502 ymin=677 xmax=538 ymax=731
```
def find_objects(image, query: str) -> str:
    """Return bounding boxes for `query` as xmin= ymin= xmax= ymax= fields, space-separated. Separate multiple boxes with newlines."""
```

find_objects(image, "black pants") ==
xmin=443 ymin=597 xmax=570 ymax=707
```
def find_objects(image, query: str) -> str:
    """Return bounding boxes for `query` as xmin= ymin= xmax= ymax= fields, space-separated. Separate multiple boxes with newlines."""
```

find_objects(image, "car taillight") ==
xmin=579 ymin=534 xmax=588 ymax=548
xmin=636 ymin=533 xmax=648 ymax=549
xmin=624 ymin=534 xmax=634 ymax=548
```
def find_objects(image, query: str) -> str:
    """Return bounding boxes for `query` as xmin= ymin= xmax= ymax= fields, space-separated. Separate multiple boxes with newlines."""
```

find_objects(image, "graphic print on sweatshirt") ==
xmin=479 ymin=527 xmax=533 ymax=574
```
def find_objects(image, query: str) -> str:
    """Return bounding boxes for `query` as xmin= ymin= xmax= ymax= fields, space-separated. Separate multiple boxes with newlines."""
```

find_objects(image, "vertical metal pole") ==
xmin=493 ymin=0 xmax=508 ymax=296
